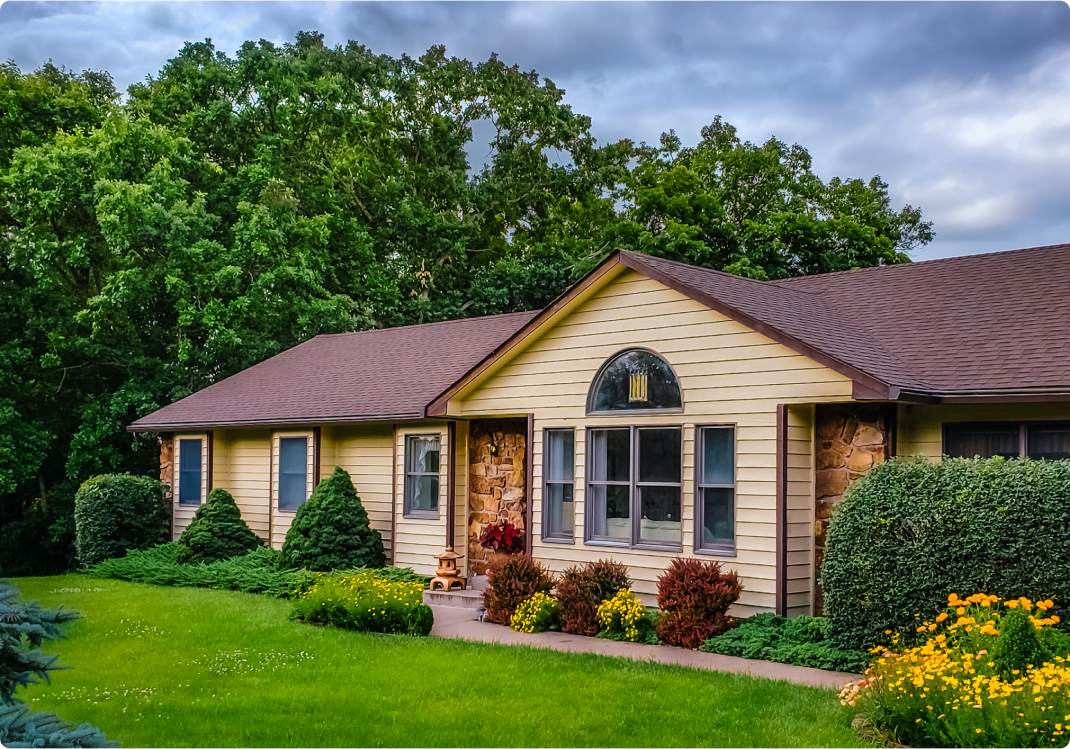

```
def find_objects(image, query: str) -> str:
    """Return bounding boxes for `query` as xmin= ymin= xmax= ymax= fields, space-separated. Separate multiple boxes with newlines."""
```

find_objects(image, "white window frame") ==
xmin=273 ymin=431 xmax=314 ymax=515
xmin=174 ymin=434 xmax=208 ymax=507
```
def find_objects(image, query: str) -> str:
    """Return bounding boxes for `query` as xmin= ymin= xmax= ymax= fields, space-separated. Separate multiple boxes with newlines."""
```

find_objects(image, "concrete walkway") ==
xmin=429 ymin=605 xmax=857 ymax=690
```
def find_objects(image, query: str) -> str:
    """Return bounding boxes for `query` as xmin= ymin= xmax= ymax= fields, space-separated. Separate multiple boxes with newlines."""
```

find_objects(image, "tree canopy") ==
xmin=0 ymin=34 xmax=933 ymax=574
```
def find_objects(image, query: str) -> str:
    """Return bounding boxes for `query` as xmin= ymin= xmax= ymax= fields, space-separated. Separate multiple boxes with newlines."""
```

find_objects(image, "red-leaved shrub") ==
xmin=555 ymin=559 xmax=631 ymax=636
xmin=478 ymin=520 xmax=524 ymax=554
xmin=483 ymin=554 xmax=554 ymax=625
xmin=655 ymin=557 xmax=742 ymax=648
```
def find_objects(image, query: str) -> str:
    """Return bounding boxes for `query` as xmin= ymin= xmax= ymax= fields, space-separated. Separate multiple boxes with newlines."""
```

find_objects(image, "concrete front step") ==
xmin=423 ymin=588 xmax=484 ymax=610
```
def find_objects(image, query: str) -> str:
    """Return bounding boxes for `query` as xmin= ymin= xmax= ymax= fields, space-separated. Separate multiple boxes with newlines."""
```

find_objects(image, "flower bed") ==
xmin=291 ymin=570 xmax=434 ymax=636
xmin=840 ymin=593 xmax=1070 ymax=747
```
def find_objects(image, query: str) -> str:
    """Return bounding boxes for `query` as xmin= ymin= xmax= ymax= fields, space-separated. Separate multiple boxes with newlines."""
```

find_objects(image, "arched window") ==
xmin=587 ymin=349 xmax=682 ymax=413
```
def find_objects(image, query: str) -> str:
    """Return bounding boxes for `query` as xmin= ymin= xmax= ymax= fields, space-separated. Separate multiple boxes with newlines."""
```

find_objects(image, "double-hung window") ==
xmin=587 ymin=426 xmax=682 ymax=548
xmin=542 ymin=429 xmax=575 ymax=541
xmin=695 ymin=426 xmax=736 ymax=554
xmin=277 ymin=437 xmax=309 ymax=512
xmin=945 ymin=422 xmax=1070 ymax=460
xmin=404 ymin=435 xmax=440 ymax=518
xmin=177 ymin=438 xmax=204 ymax=506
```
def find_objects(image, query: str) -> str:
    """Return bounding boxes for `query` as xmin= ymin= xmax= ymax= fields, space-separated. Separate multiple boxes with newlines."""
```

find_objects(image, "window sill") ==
xmin=694 ymin=546 xmax=737 ymax=558
xmin=177 ymin=502 xmax=201 ymax=507
xmin=583 ymin=539 xmax=629 ymax=548
xmin=540 ymin=536 xmax=575 ymax=545
xmin=634 ymin=542 xmax=683 ymax=553
xmin=402 ymin=512 xmax=440 ymax=521
xmin=582 ymin=540 xmax=683 ymax=553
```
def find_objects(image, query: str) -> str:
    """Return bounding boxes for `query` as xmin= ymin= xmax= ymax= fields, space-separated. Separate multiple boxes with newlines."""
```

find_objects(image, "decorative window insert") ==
xmin=587 ymin=349 xmax=682 ymax=414
xmin=944 ymin=422 xmax=1070 ymax=461
xmin=542 ymin=429 xmax=575 ymax=541
xmin=404 ymin=435 xmax=440 ymax=518
xmin=586 ymin=426 xmax=682 ymax=549
xmin=176 ymin=437 xmax=205 ymax=506
xmin=694 ymin=426 xmax=736 ymax=554
xmin=277 ymin=436 xmax=311 ymax=512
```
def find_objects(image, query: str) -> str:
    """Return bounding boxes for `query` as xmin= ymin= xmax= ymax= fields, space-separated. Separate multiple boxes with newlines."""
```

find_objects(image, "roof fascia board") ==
xmin=127 ymin=412 xmax=431 ymax=432
xmin=425 ymin=254 xmax=626 ymax=417
xmin=618 ymin=252 xmax=894 ymax=400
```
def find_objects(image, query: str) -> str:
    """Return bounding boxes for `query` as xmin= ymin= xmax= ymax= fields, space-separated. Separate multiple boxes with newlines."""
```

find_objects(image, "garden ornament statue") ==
xmin=429 ymin=546 xmax=466 ymax=591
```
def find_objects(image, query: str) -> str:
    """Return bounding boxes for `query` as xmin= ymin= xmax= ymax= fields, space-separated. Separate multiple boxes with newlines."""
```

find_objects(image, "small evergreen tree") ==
xmin=0 ymin=580 xmax=118 ymax=747
xmin=280 ymin=467 xmax=386 ymax=571
xmin=176 ymin=488 xmax=262 ymax=564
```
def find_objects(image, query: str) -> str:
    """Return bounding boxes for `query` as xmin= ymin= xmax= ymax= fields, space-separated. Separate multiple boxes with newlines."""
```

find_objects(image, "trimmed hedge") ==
xmin=280 ymin=467 xmax=386 ymax=571
xmin=74 ymin=474 xmax=169 ymax=567
xmin=822 ymin=456 xmax=1070 ymax=650
xmin=177 ymin=488 xmax=262 ymax=563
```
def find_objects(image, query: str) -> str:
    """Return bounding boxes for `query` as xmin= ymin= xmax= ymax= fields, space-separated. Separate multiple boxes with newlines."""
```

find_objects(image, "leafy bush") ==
xmin=0 ymin=580 xmax=118 ymax=747
xmin=176 ymin=488 xmax=263 ymax=563
xmin=655 ymin=557 xmax=742 ymax=648
xmin=74 ymin=474 xmax=169 ymax=567
xmin=478 ymin=520 xmax=524 ymax=554
xmin=555 ymin=559 xmax=631 ymax=636
xmin=701 ymin=613 xmax=869 ymax=673
xmin=823 ymin=456 xmax=1070 ymax=651
xmin=483 ymin=554 xmax=555 ymax=625
xmin=280 ymin=467 xmax=386 ymax=571
xmin=840 ymin=592 xmax=1070 ymax=747
xmin=596 ymin=589 xmax=657 ymax=644
xmin=291 ymin=570 xmax=433 ymax=636
xmin=89 ymin=543 xmax=428 ymax=597
xmin=510 ymin=592 xmax=559 ymax=633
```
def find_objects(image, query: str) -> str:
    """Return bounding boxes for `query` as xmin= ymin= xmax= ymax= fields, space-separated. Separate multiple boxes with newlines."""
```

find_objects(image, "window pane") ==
xmin=702 ymin=487 xmax=734 ymax=546
xmin=945 ymin=425 xmax=1019 ymax=459
xmin=408 ymin=437 xmax=440 ymax=474
xmin=590 ymin=429 xmax=630 ymax=482
xmin=278 ymin=437 xmax=308 ymax=512
xmin=546 ymin=430 xmax=574 ymax=482
xmin=639 ymin=485 xmax=680 ymax=544
xmin=177 ymin=439 xmax=202 ymax=506
xmin=591 ymin=349 xmax=682 ymax=412
xmin=544 ymin=483 xmax=574 ymax=537
xmin=411 ymin=475 xmax=439 ymax=512
xmin=1028 ymin=425 xmax=1070 ymax=460
xmin=589 ymin=484 xmax=630 ymax=540
xmin=702 ymin=427 xmax=734 ymax=485
xmin=638 ymin=428 xmax=681 ymax=483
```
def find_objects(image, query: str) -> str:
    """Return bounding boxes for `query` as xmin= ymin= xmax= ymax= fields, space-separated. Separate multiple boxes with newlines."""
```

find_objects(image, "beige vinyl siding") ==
xmin=393 ymin=422 xmax=451 ymax=576
xmin=453 ymin=420 xmax=469 ymax=577
xmin=271 ymin=431 xmax=314 ymax=549
xmin=452 ymin=268 xmax=853 ymax=613
xmin=172 ymin=434 xmax=208 ymax=541
xmin=898 ymin=402 xmax=1070 ymax=459
xmin=325 ymin=423 xmax=396 ymax=557
xmin=785 ymin=406 xmax=815 ymax=616
xmin=212 ymin=428 xmax=272 ymax=541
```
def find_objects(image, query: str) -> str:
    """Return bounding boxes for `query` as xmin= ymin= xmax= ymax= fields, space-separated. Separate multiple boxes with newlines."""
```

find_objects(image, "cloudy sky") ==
xmin=2 ymin=1 xmax=1068 ymax=261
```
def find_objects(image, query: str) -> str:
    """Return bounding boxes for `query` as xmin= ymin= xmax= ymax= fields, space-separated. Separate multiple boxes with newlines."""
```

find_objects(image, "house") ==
xmin=129 ymin=242 xmax=1070 ymax=617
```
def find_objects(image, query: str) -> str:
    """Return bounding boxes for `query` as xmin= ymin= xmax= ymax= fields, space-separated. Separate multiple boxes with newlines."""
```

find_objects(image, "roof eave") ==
xmin=127 ymin=411 xmax=429 ymax=432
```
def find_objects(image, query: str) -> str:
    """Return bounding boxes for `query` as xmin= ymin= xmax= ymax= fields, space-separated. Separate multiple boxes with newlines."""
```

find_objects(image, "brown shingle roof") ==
xmin=129 ymin=311 xmax=539 ymax=430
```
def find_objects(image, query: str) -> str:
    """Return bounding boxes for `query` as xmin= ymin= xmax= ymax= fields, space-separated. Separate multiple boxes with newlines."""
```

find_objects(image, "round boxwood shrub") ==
xmin=176 ymin=488 xmax=263 ymax=564
xmin=74 ymin=474 xmax=169 ymax=567
xmin=822 ymin=456 xmax=1070 ymax=651
xmin=280 ymin=467 xmax=386 ymax=571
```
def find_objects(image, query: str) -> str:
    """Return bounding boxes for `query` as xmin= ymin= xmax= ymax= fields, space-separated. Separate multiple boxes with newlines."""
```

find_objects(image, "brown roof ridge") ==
xmin=315 ymin=310 xmax=538 ymax=339
xmin=618 ymin=250 xmax=932 ymax=392
xmin=771 ymin=241 xmax=1070 ymax=285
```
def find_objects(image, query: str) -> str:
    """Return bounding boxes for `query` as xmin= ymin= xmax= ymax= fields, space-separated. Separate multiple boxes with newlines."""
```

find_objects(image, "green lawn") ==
xmin=15 ymin=575 xmax=865 ymax=747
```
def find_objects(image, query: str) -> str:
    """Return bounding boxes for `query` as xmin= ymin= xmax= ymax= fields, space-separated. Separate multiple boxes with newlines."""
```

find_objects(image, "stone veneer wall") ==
xmin=814 ymin=404 xmax=894 ymax=614
xmin=467 ymin=418 xmax=527 ymax=576
xmin=160 ymin=433 xmax=174 ymax=494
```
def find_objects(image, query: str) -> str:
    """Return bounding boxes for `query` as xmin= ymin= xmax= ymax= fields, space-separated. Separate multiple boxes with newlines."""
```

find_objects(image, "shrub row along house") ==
xmin=130 ymin=243 xmax=1070 ymax=617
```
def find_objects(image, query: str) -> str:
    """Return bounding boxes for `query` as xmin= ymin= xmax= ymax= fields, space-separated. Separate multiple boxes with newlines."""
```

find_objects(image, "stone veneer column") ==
xmin=159 ymin=433 xmax=174 ymax=495
xmin=467 ymin=418 xmax=527 ymax=576
xmin=813 ymin=404 xmax=894 ymax=615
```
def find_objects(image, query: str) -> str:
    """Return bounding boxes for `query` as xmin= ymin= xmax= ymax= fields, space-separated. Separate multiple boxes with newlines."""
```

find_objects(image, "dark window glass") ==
xmin=590 ymin=349 xmax=682 ymax=412
xmin=278 ymin=437 xmax=308 ymax=512
xmin=405 ymin=436 xmax=440 ymax=516
xmin=1028 ymin=425 xmax=1070 ymax=460
xmin=178 ymin=438 xmax=202 ymax=506
xmin=543 ymin=430 xmax=575 ymax=539
xmin=945 ymin=425 xmax=1020 ymax=459
xmin=588 ymin=429 xmax=630 ymax=541
xmin=588 ymin=484 xmax=630 ymax=540
xmin=638 ymin=428 xmax=681 ymax=483
xmin=696 ymin=426 xmax=735 ymax=552
xmin=589 ymin=429 xmax=630 ymax=482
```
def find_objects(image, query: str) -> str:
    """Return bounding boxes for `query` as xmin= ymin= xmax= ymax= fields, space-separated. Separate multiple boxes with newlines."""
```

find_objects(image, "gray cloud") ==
xmin=1 ymin=0 xmax=1068 ymax=260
